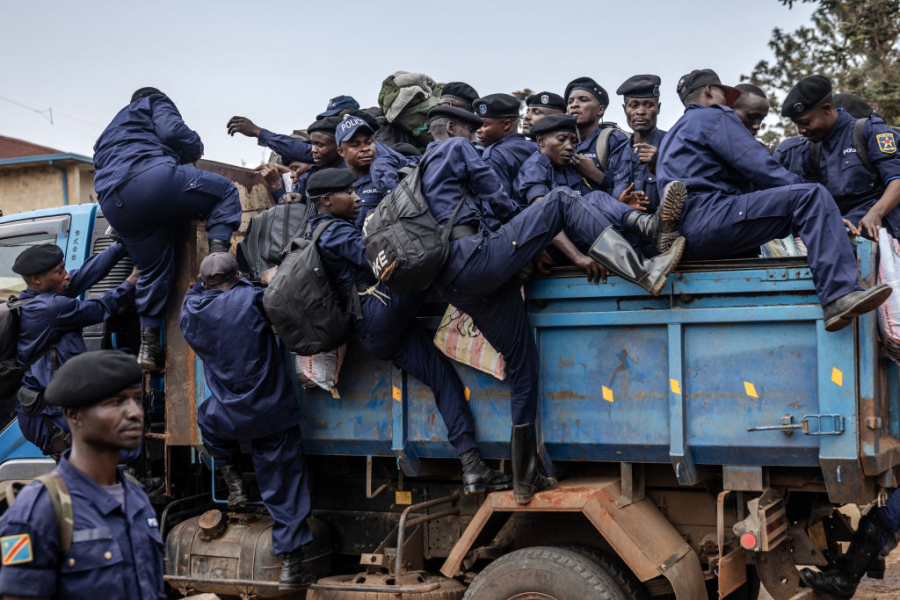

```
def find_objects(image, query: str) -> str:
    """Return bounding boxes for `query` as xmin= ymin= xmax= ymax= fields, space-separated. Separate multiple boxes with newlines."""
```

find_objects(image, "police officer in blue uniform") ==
xmin=439 ymin=82 xmax=481 ymax=112
xmin=307 ymin=169 xmax=511 ymax=494
xmin=516 ymin=115 xmax=594 ymax=203
xmin=0 ymin=350 xmax=164 ymax=599
xmin=774 ymin=75 xmax=900 ymax=241
xmin=179 ymin=252 xmax=316 ymax=589
xmin=278 ymin=117 xmax=344 ymax=204
xmin=731 ymin=83 xmax=770 ymax=138
xmin=94 ymin=87 xmax=243 ymax=370
xmin=565 ymin=77 xmax=631 ymax=195
xmin=475 ymin=94 xmax=539 ymax=205
xmin=13 ymin=243 xmax=139 ymax=458
xmin=522 ymin=91 xmax=566 ymax=139
xmin=428 ymin=105 xmax=483 ymax=148
xmin=316 ymin=94 xmax=360 ymax=120
xmin=657 ymin=69 xmax=891 ymax=332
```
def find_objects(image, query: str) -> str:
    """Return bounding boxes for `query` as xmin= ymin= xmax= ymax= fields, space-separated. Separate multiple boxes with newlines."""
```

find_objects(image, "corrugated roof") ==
xmin=0 ymin=135 xmax=63 ymax=159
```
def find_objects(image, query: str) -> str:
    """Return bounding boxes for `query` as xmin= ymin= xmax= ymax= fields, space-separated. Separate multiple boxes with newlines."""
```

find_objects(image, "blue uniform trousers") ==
xmin=200 ymin=424 xmax=312 ymax=555
xmin=440 ymin=188 xmax=625 ymax=425
xmin=680 ymin=183 xmax=861 ymax=306
xmin=99 ymin=163 xmax=242 ymax=326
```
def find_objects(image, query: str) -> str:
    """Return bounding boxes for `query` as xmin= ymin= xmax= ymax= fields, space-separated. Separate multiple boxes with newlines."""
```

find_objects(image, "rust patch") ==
xmin=547 ymin=390 xmax=590 ymax=400
xmin=610 ymin=348 xmax=631 ymax=387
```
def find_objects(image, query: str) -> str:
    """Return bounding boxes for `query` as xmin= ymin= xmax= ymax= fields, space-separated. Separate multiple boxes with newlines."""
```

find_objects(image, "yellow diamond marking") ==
xmin=670 ymin=379 xmax=681 ymax=395
xmin=392 ymin=386 xmax=401 ymax=402
xmin=832 ymin=368 xmax=843 ymax=387
xmin=464 ymin=387 xmax=471 ymax=401
xmin=744 ymin=381 xmax=758 ymax=398
xmin=602 ymin=386 xmax=614 ymax=403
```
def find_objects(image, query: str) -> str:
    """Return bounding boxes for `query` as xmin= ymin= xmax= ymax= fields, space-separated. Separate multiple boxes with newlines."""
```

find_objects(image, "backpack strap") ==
xmin=854 ymin=117 xmax=877 ymax=178
xmin=35 ymin=472 xmax=73 ymax=555
xmin=593 ymin=123 xmax=627 ymax=173
xmin=11 ymin=296 xmax=58 ymax=370
xmin=807 ymin=141 xmax=823 ymax=181
xmin=282 ymin=202 xmax=292 ymax=253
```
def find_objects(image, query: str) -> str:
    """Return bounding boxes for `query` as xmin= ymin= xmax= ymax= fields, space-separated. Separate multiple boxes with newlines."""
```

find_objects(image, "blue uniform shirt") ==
xmin=611 ymin=128 xmax=667 ymax=211
xmin=94 ymin=93 xmax=203 ymax=198
xmin=575 ymin=125 xmax=631 ymax=194
xmin=0 ymin=452 xmax=164 ymax=599
xmin=514 ymin=152 xmax=593 ymax=205
xmin=257 ymin=129 xmax=314 ymax=164
xmin=308 ymin=213 xmax=374 ymax=300
xmin=352 ymin=143 xmax=410 ymax=227
xmin=180 ymin=279 xmax=300 ymax=440
xmin=482 ymin=133 xmax=538 ymax=204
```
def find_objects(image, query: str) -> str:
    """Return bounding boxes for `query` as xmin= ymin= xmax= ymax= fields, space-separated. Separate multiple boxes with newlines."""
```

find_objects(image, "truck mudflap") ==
xmin=440 ymin=477 xmax=707 ymax=600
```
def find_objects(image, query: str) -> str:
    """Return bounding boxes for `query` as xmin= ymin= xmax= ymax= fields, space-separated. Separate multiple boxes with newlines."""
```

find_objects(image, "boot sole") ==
xmin=465 ymin=482 xmax=513 ymax=495
xmin=658 ymin=181 xmax=686 ymax=253
xmin=647 ymin=237 xmax=686 ymax=297
xmin=824 ymin=286 xmax=892 ymax=332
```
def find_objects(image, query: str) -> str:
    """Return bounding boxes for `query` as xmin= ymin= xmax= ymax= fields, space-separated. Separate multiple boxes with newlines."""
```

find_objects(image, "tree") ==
xmin=745 ymin=0 xmax=900 ymax=149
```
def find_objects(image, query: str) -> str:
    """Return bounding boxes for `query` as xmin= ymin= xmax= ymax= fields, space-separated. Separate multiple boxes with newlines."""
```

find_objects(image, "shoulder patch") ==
xmin=1 ymin=533 xmax=33 ymax=565
xmin=877 ymin=132 xmax=897 ymax=154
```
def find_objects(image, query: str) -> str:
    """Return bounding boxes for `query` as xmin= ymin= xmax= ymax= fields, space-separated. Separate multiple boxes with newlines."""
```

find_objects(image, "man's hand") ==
xmin=618 ymin=183 xmax=650 ymax=211
xmin=634 ymin=143 xmax=658 ymax=174
xmin=574 ymin=253 xmax=607 ymax=284
xmin=857 ymin=208 xmax=883 ymax=240
xmin=281 ymin=193 xmax=303 ymax=205
xmin=533 ymin=250 xmax=555 ymax=276
xmin=260 ymin=266 xmax=278 ymax=286
xmin=255 ymin=164 xmax=286 ymax=191
xmin=570 ymin=154 xmax=606 ymax=186
xmin=126 ymin=267 xmax=141 ymax=286
xmin=227 ymin=116 xmax=261 ymax=138
xmin=842 ymin=218 xmax=861 ymax=237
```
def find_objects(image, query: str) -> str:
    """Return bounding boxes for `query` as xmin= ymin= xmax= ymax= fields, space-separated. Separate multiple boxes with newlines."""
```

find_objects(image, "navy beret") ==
xmin=307 ymin=168 xmax=356 ymax=199
xmin=676 ymin=69 xmax=740 ymax=106
xmin=833 ymin=92 xmax=874 ymax=119
xmin=200 ymin=252 xmax=239 ymax=285
xmin=45 ymin=350 xmax=142 ymax=408
xmin=427 ymin=104 xmax=484 ymax=128
xmin=442 ymin=82 xmax=480 ymax=104
xmin=781 ymin=75 xmax=833 ymax=119
xmin=530 ymin=114 xmax=578 ymax=137
xmin=473 ymin=94 xmax=520 ymax=119
xmin=12 ymin=244 xmax=64 ymax=275
xmin=131 ymin=87 xmax=163 ymax=103
xmin=307 ymin=116 xmax=341 ymax=136
xmin=526 ymin=91 xmax=566 ymax=111
xmin=565 ymin=77 xmax=609 ymax=107
xmin=617 ymin=74 xmax=661 ymax=98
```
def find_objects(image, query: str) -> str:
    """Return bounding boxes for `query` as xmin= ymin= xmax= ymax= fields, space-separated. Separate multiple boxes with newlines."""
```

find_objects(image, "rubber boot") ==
xmin=137 ymin=327 xmax=164 ymax=371
xmin=219 ymin=464 xmax=248 ymax=508
xmin=460 ymin=448 xmax=512 ymax=495
xmin=822 ymin=284 xmax=892 ymax=332
xmin=621 ymin=180 xmax=686 ymax=253
xmin=208 ymin=239 xmax=230 ymax=255
xmin=278 ymin=548 xmax=317 ymax=589
xmin=588 ymin=227 xmax=686 ymax=297
xmin=800 ymin=508 xmax=887 ymax=599
xmin=511 ymin=424 xmax=558 ymax=505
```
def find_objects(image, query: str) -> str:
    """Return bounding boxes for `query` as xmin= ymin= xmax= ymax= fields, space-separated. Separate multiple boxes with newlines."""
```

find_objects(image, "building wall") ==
xmin=0 ymin=164 xmax=95 ymax=215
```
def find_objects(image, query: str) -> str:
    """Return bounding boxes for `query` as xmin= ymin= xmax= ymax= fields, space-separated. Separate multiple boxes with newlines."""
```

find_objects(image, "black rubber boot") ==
xmin=208 ymin=238 xmax=230 ymax=255
xmin=822 ymin=284 xmax=892 ymax=332
xmin=621 ymin=180 xmax=686 ymax=253
xmin=800 ymin=508 xmax=887 ymax=599
xmin=278 ymin=548 xmax=317 ymax=589
xmin=219 ymin=464 xmax=248 ymax=508
xmin=137 ymin=327 xmax=164 ymax=371
xmin=511 ymin=423 xmax=558 ymax=505
xmin=460 ymin=448 xmax=512 ymax=495
xmin=588 ymin=227 xmax=686 ymax=297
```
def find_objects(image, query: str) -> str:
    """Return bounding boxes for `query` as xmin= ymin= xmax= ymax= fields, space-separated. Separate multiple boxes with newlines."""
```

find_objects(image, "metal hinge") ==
xmin=746 ymin=414 xmax=845 ymax=436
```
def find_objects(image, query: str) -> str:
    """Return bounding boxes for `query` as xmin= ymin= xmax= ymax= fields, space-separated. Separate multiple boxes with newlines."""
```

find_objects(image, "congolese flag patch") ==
xmin=877 ymin=132 xmax=897 ymax=154
xmin=1 ymin=533 xmax=33 ymax=565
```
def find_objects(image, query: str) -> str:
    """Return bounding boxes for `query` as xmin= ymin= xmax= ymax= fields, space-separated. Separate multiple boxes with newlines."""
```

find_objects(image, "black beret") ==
xmin=833 ymin=93 xmax=874 ymax=119
xmin=473 ymin=94 xmax=520 ymax=119
xmin=307 ymin=168 xmax=356 ymax=199
xmin=564 ymin=77 xmax=609 ymax=107
xmin=530 ymin=114 xmax=578 ymax=137
xmin=45 ymin=350 xmax=142 ymax=408
xmin=131 ymin=87 xmax=163 ymax=103
xmin=676 ymin=69 xmax=740 ymax=106
xmin=12 ymin=244 xmax=64 ymax=276
xmin=442 ymin=82 xmax=480 ymax=104
xmin=617 ymin=74 xmax=661 ymax=98
xmin=526 ymin=91 xmax=566 ymax=111
xmin=781 ymin=75 xmax=833 ymax=119
xmin=427 ymin=104 xmax=484 ymax=128
xmin=391 ymin=142 xmax=422 ymax=157
xmin=200 ymin=252 xmax=239 ymax=285
xmin=307 ymin=116 xmax=341 ymax=136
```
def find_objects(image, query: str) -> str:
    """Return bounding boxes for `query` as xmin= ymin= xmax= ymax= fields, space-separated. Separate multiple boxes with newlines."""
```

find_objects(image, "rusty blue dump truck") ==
xmin=0 ymin=161 xmax=897 ymax=600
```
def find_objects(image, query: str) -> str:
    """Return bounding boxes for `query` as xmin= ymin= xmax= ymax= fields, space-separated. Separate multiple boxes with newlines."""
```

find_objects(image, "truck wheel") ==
xmin=463 ymin=546 xmax=628 ymax=600
xmin=557 ymin=544 xmax=649 ymax=600
xmin=308 ymin=572 xmax=465 ymax=600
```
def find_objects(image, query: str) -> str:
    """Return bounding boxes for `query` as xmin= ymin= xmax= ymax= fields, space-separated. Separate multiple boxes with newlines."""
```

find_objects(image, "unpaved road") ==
xmin=758 ymin=549 xmax=900 ymax=599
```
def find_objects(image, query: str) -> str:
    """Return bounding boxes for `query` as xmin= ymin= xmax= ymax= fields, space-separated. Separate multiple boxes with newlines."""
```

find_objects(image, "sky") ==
xmin=0 ymin=0 xmax=816 ymax=167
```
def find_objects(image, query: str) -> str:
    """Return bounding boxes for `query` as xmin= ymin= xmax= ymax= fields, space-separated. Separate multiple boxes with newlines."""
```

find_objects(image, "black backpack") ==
xmin=236 ymin=201 xmax=316 ymax=281
xmin=0 ymin=296 xmax=35 ymax=399
xmin=262 ymin=220 xmax=355 ymax=356
xmin=361 ymin=155 xmax=467 ymax=293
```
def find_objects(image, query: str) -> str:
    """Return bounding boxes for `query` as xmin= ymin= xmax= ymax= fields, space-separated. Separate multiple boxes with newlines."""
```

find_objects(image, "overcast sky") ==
xmin=0 ymin=0 xmax=815 ymax=167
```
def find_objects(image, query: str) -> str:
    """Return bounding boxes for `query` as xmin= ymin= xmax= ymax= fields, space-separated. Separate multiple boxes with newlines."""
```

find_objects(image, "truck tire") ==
xmin=463 ymin=546 xmax=628 ymax=600
xmin=557 ymin=543 xmax=649 ymax=600
xmin=307 ymin=572 xmax=465 ymax=600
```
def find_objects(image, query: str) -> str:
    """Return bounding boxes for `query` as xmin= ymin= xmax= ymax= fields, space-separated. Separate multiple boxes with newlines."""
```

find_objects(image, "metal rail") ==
xmin=394 ymin=492 xmax=460 ymax=580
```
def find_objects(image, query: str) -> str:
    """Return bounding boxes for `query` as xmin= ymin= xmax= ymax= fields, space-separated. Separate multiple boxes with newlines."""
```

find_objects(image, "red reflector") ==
xmin=740 ymin=533 xmax=757 ymax=549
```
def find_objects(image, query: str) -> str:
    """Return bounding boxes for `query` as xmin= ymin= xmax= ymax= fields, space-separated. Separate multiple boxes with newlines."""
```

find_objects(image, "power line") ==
xmin=0 ymin=95 xmax=53 ymax=123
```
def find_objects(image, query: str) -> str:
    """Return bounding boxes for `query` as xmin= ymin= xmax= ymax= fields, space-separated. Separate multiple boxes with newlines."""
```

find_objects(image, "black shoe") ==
xmin=823 ymin=284 xmax=892 ymax=332
xmin=511 ymin=423 xmax=558 ymax=505
xmin=208 ymin=239 xmax=230 ymax=255
xmin=588 ymin=226 xmax=685 ymax=296
xmin=622 ymin=180 xmax=686 ymax=253
xmin=278 ymin=548 xmax=317 ymax=589
xmin=219 ymin=464 xmax=248 ymax=508
xmin=460 ymin=448 xmax=512 ymax=495
xmin=138 ymin=327 xmax=164 ymax=371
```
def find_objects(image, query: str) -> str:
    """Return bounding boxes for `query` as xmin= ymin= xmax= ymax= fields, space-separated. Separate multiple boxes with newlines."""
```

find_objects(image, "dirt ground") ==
xmin=758 ymin=548 xmax=900 ymax=599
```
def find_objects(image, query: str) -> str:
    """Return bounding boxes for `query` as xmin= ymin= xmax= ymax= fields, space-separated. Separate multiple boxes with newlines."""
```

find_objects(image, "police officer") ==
xmin=438 ymin=82 xmax=480 ymax=112
xmin=13 ymin=243 xmax=139 ymax=458
xmin=731 ymin=83 xmax=769 ymax=138
xmin=522 ymin=91 xmax=566 ymax=138
xmin=427 ymin=105 xmax=484 ymax=144
xmin=565 ymin=77 xmax=630 ymax=194
xmin=316 ymin=94 xmax=360 ymax=120
xmin=775 ymin=75 xmax=900 ymax=241
xmin=289 ymin=117 xmax=345 ymax=202
xmin=474 ymin=94 xmax=538 ymax=205
xmin=656 ymin=69 xmax=890 ymax=332
xmin=179 ymin=253 xmax=316 ymax=589
xmin=0 ymin=350 xmax=164 ymax=599
xmin=94 ymin=87 xmax=243 ymax=370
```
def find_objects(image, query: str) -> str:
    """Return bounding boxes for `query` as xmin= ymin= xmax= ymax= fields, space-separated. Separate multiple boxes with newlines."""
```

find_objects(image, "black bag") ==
xmin=263 ymin=220 xmax=354 ymax=356
xmin=236 ymin=201 xmax=316 ymax=281
xmin=0 ymin=296 xmax=37 ymax=400
xmin=361 ymin=156 xmax=467 ymax=293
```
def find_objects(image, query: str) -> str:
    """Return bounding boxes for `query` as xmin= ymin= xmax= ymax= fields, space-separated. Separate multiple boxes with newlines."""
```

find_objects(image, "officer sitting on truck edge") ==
xmin=656 ymin=69 xmax=891 ymax=332
xmin=14 ymin=243 xmax=140 ymax=459
xmin=0 ymin=350 xmax=165 ymax=599
xmin=522 ymin=91 xmax=566 ymax=139
xmin=93 ymin=87 xmax=243 ymax=371
xmin=731 ymin=83 xmax=769 ymax=138
xmin=475 ymin=94 xmax=538 ymax=205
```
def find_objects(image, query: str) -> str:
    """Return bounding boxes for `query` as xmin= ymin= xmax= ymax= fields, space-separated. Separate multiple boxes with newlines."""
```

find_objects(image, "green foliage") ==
xmin=746 ymin=0 xmax=900 ymax=149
